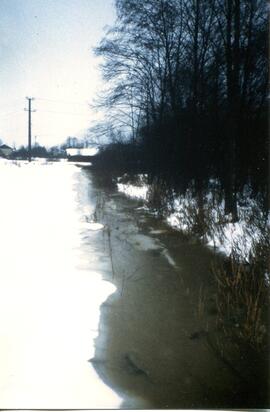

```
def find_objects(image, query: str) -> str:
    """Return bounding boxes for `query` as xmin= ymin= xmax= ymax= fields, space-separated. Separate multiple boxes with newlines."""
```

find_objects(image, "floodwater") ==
xmin=87 ymin=170 xmax=268 ymax=409
xmin=0 ymin=159 xmax=121 ymax=408
xmin=0 ymin=159 xmax=267 ymax=409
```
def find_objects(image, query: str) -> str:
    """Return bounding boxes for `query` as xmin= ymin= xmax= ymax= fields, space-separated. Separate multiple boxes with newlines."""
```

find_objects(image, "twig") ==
xmin=107 ymin=225 xmax=116 ymax=279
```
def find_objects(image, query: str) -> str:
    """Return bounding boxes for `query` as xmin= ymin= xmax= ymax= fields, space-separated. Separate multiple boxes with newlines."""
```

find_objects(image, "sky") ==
xmin=0 ymin=0 xmax=116 ymax=148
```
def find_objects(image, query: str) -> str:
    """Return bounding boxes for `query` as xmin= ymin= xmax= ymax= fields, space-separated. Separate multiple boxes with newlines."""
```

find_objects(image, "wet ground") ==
xmin=0 ymin=159 xmax=268 ymax=409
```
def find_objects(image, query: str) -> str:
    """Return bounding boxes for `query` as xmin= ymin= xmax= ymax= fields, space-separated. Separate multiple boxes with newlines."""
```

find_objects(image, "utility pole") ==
xmin=24 ymin=97 xmax=36 ymax=162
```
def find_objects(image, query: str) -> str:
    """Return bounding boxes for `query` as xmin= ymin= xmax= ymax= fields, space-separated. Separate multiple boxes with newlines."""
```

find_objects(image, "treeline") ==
xmin=94 ymin=0 xmax=268 ymax=217
xmin=11 ymin=145 xmax=65 ymax=159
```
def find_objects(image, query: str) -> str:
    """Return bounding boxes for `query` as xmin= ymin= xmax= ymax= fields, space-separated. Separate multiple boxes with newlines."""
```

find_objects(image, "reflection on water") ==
xmin=0 ymin=159 xmax=121 ymax=408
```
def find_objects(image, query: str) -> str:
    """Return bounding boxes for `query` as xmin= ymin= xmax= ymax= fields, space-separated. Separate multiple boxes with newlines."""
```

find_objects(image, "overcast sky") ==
xmin=0 ymin=0 xmax=116 ymax=148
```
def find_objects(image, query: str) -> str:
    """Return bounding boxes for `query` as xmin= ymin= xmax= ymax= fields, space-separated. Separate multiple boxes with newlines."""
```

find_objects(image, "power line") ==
xmin=35 ymin=109 xmax=89 ymax=116
xmin=0 ymin=110 xmax=25 ymax=117
xmin=0 ymin=98 xmax=90 ymax=118
xmin=1 ymin=109 xmax=88 ymax=117
xmin=35 ymin=97 xmax=90 ymax=106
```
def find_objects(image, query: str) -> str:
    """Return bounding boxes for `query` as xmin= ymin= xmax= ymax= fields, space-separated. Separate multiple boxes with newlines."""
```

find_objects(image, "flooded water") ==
xmin=0 ymin=159 xmax=121 ymax=408
xmin=87 ymin=171 xmax=269 ymax=409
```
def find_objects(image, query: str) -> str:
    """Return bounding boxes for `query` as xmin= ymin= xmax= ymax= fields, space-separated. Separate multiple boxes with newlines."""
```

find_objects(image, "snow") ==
xmin=162 ymin=249 xmax=178 ymax=268
xmin=0 ymin=158 xmax=121 ymax=408
xmin=87 ymin=221 xmax=104 ymax=231
xmin=206 ymin=222 xmax=256 ymax=259
xmin=167 ymin=197 xmax=267 ymax=261
xmin=117 ymin=182 xmax=148 ymax=200
xmin=117 ymin=176 xmax=268 ymax=262
xmin=66 ymin=147 xmax=98 ymax=157
xmin=80 ymin=147 xmax=99 ymax=156
xmin=117 ymin=174 xmax=149 ymax=200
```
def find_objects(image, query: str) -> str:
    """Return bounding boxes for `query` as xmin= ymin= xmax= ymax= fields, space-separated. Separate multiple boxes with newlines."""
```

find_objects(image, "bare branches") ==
xmin=92 ymin=0 xmax=267 ymax=206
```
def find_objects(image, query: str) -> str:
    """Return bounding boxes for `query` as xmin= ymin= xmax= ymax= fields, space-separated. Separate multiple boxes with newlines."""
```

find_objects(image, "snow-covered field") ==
xmin=0 ymin=158 xmax=121 ymax=408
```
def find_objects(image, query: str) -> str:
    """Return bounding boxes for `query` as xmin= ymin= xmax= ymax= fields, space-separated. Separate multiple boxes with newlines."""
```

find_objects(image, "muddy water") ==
xmin=86 ymin=169 xmax=267 ymax=409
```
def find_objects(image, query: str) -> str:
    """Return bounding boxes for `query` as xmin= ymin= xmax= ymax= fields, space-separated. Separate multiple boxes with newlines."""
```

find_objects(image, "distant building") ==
xmin=0 ymin=144 xmax=13 ymax=158
xmin=66 ymin=147 xmax=80 ymax=157
xmin=66 ymin=147 xmax=99 ymax=158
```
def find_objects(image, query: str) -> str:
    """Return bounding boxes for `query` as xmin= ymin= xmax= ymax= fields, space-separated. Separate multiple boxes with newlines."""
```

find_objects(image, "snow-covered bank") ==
xmin=117 ymin=177 xmax=269 ymax=263
xmin=117 ymin=182 xmax=148 ymax=200
xmin=117 ymin=174 xmax=149 ymax=200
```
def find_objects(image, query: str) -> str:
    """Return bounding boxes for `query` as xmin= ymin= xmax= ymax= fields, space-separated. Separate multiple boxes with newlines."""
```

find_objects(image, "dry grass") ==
xmin=205 ymin=231 xmax=269 ymax=400
xmin=212 ymin=243 xmax=269 ymax=352
xmin=146 ymin=177 xmax=174 ymax=215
